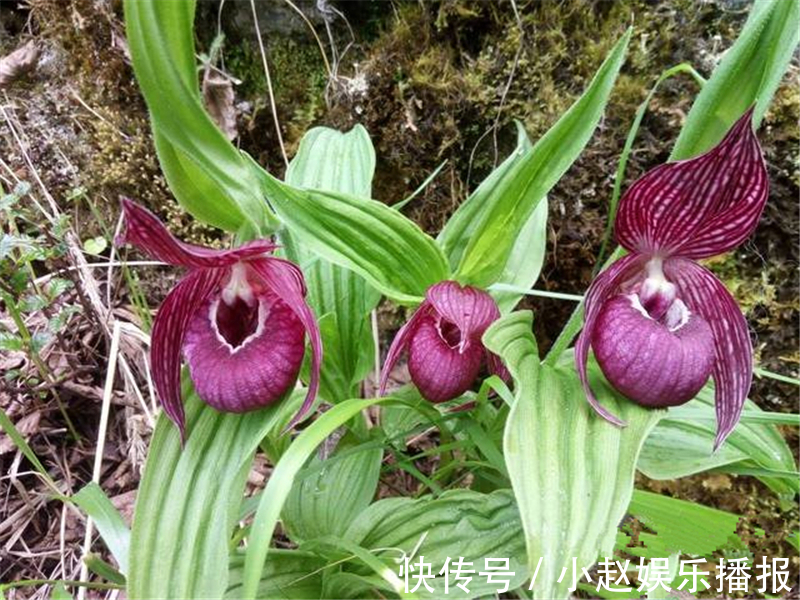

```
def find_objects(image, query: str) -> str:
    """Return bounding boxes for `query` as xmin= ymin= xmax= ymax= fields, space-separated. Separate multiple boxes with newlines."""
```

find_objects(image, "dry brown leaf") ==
xmin=0 ymin=41 xmax=40 ymax=89
xmin=202 ymin=66 xmax=237 ymax=141
xmin=702 ymin=473 xmax=733 ymax=492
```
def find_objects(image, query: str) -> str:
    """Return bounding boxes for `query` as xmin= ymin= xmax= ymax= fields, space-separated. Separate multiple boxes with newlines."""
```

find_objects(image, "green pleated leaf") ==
xmin=259 ymin=171 xmax=450 ymax=304
xmin=639 ymin=385 xmax=798 ymax=501
xmin=440 ymin=121 xmax=548 ymax=313
xmin=72 ymin=482 xmax=131 ymax=575
xmin=226 ymin=550 xmax=326 ymax=600
xmin=441 ymin=29 xmax=630 ymax=289
xmin=343 ymin=489 xmax=528 ymax=599
xmin=623 ymin=490 xmax=749 ymax=558
xmin=124 ymin=0 xmax=272 ymax=232
xmin=285 ymin=126 xmax=376 ymax=198
xmin=484 ymin=312 xmax=662 ymax=600
xmin=671 ymin=0 xmax=800 ymax=160
xmin=241 ymin=397 xmax=389 ymax=599
xmin=282 ymin=442 xmax=383 ymax=543
xmin=127 ymin=377 xmax=292 ymax=599
xmin=283 ymin=126 xmax=382 ymax=402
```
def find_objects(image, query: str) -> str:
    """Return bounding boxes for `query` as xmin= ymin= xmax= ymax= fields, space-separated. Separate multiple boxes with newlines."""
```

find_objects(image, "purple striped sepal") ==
xmin=576 ymin=109 xmax=768 ymax=449
xmin=117 ymin=199 xmax=322 ymax=440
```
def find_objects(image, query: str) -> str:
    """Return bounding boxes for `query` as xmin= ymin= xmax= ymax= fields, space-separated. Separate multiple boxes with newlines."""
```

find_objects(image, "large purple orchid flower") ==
xmin=379 ymin=281 xmax=506 ymax=403
xmin=117 ymin=199 xmax=322 ymax=439
xmin=576 ymin=110 xmax=768 ymax=449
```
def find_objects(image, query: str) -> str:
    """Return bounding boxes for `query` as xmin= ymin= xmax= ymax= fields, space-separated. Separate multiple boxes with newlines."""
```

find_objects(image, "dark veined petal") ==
xmin=183 ymin=294 xmax=305 ymax=413
xmin=407 ymin=312 xmax=484 ymax=402
xmin=378 ymin=304 xmax=432 ymax=397
xmin=249 ymin=257 xmax=321 ymax=429
xmin=426 ymin=280 xmax=501 ymax=345
xmin=615 ymin=109 xmax=768 ymax=259
xmin=591 ymin=294 xmax=715 ymax=408
xmin=151 ymin=267 xmax=225 ymax=439
xmin=576 ymin=253 xmax=647 ymax=426
xmin=117 ymin=198 xmax=275 ymax=268
xmin=664 ymin=258 xmax=753 ymax=449
xmin=486 ymin=350 xmax=510 ymax=383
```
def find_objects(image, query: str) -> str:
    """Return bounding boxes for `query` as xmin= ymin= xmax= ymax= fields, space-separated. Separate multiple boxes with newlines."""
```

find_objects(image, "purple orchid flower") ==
xmin=379 ymin=281 xmax=506 ymax=403
xmin=117 ymin=199 xmax=322 ymax=439
xmin=576 ymin=109 xmax=768 ymax=449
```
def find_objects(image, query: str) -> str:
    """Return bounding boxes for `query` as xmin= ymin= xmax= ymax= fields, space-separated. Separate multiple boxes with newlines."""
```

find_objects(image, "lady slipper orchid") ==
xmin=117 ymin=199 xmax=322 ymax=439
xmin=379 ymin=281 xmax=505 ymax=403
xmin=576 ymin=109 xmax=768 ymax=449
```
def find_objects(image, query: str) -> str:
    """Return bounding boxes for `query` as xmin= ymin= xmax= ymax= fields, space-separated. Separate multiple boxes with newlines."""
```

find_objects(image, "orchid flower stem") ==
xmin=595 ymin=63 xmax=706 ymax=273
xmin=489 ymin=284 xmax=583 ymax=302
xmin=755 ymin=367 xmax=800 ymax=387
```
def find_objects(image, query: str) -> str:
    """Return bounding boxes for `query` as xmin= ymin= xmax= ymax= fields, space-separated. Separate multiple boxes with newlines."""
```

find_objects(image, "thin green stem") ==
xmin=755 ymin=367 xmax=800 ymax=387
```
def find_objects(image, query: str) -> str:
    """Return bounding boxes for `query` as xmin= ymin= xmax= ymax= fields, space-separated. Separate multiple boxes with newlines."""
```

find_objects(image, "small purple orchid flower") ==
xmin=379 ymin=281 xmax=506 ymax=403
xmin=576 ymin=109 xmax=768 ymax=449
xmin=117 ymin=199 xmax=322 ymax=439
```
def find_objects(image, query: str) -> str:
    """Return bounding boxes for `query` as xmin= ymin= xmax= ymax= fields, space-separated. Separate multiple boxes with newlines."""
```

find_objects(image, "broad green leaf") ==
xmin=283 ymin=125 xmax=382 ymax=402
xmin=226 ymin=550 xmax=326 ymax=600
xmin=258 ymin=171 xmax=450 ymax=304
xmin=442 ymin=29 xmax=630 ymax=288
xmin=343 ymin=489 xmax=528 ymax=599
xmin=282 ymin=442 xmax=383 ymax=543
xmin=241 ymin=397 xmax=390 ymax=599
xmin=124 ymin=0 xmax=273 ymax=232
xmin=469 ymin=121 xmax=549 ymax=313
xmin=492 ymin=194 xmax=548 ymax=314
xmin=72 ymin=482 xmax=131 ymax=574
xmin=639 ymin=385 xmax=798 ymax=501
xmin=438 ymin=121 xmax=533 ymax=270
xmin=671 ymin=0 xmax=800 ymax=160
xmin=285 ymin=126 xmax=375 ymax=198
xmin=302 ymin=536 xmax=407 ymax=597
xmin=484 ymin=312 xmax=662 ymax=600
xmin=624 ymin=490 xmax=748 ymax=558
xmin=127 ymin=377 xmax=292 ymax=599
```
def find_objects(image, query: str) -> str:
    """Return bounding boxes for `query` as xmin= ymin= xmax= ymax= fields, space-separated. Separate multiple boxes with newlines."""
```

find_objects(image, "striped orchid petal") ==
xmin=117 ymin=198 xmax=275 ymax=268
xmin=150 ymin=267 xmax=225 ymax=439
xmin=576 ymin=253 xmax=646 ymax=426
xmin=380 ymin=281 xmax=503 ymax=403
xmin=182 ymin=290 xmax=306 ymax=414
xmin=249 ymin=257 xmax=322 ymax=429
xmin=615 ymin=109 xmax=768 ymax=259
xmin=119 ymin=199 xmax=321 ymax=440
xmin=664 ymin=258 xmax=753 ymax=449
xmin=426 ymin=280 xmax=501 ymax=349
xmin=378 ymin=304 xmax=431 ymax=397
